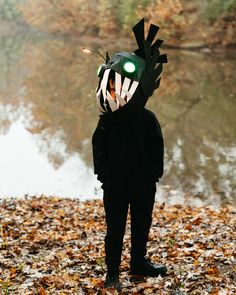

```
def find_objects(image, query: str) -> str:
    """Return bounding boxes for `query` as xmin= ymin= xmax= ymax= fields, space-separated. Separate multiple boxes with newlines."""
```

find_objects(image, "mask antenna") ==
xmin=81 ymin=47 xmax=107 ymax=62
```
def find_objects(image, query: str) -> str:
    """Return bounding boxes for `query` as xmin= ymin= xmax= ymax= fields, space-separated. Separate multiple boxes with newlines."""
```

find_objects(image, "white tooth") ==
xmin=129 ymin=81 xmax=139 ymax=97
xmin=96 ymin=94 xmax=100 ymax=103
xmin=96 ymin=90 xmax=105 ymax=112
xmin=96 ymin=89 xmax=103 ymax=107
xmin=115 ymin=93 xmax=126 ymax=106
xmin=101 ymin=69 xmax=111 ymax=103
xmin=123 ymin=90 xmax=132 ymax=101
xmin=115 ymin=72 xmax=122 ymax=96
xmin=96 ymin=87 xmax=101 ymax=97
xmin=96 ymin=86 xmax=101 ymax=95
xmin=97 ymin=102 xmax=104 ymax=112
xmin=121 ymin=77 xmax=131 ymax=99
xmin=106 ymin=90 xmax=118 ymax=112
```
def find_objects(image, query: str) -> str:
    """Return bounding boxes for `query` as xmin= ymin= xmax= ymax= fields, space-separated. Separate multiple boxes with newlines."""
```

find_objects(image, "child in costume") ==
xmin=92 ymin=18 xmax=168 ymax=291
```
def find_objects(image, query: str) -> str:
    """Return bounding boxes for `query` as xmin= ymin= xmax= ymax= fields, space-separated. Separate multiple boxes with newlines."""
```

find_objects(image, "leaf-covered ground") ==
xmin=0 ymin=196 xmax=235 ymax=294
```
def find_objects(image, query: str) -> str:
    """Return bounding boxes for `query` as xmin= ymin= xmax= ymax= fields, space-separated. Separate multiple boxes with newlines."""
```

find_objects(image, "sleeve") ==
xmin=148 ymin=113 xmax=164 ymax=182
xmin=92 ymin=118 xmax=111 ymax=184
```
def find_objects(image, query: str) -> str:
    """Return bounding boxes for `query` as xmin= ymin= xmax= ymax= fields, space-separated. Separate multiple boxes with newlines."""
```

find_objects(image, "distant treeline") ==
xmin=0 ymin=0 xmax=235 ymax=47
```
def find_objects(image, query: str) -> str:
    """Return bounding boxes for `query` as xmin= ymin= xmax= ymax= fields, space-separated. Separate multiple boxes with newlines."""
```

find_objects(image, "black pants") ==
xmin=103 ymin=180 xmax=156 ymax=271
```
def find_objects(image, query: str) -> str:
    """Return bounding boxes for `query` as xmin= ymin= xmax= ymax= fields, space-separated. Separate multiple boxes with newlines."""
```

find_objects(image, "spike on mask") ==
xmin=95 ymin=18 xmax=168 ymax=113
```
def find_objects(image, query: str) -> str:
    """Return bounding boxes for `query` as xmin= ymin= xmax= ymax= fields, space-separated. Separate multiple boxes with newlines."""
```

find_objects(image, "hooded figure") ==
xmin=92 ymin=18 xmax=167 ymax=291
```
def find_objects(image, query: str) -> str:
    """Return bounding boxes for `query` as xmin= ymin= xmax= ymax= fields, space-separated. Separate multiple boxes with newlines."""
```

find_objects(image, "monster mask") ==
xmin=95 ymin=18 xmax=168 ymax=113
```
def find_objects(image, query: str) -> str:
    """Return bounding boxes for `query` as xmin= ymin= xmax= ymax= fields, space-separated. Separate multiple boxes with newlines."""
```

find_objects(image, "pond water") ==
xmin=0 ymin=34 xmax=235 ymax=207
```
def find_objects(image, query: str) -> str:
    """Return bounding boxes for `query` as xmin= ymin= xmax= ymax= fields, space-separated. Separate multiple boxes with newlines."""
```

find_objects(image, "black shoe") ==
xmin=104 ymin=272 xmax=121 ymax=292
xmin=130 ymin=258 xmax=167 ymax=277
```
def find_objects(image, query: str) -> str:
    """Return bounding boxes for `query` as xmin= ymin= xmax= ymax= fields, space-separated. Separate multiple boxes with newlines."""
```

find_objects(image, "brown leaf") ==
xmin=207 ymin=267 xmax=219 ymax=275
xmin=38 ymin=287 xmax=47 ymax=295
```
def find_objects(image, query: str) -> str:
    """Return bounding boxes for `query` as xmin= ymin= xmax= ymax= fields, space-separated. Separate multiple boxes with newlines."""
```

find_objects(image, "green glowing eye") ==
xmin=123 ymin=61 xmax=136 ymax=74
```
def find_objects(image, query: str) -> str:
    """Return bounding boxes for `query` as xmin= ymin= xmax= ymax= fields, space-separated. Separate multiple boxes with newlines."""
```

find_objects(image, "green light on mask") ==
xmin=123 ymin=61 xmax=136 ymax=74
xmin=97 ymin=65 xmax=102 ymax=76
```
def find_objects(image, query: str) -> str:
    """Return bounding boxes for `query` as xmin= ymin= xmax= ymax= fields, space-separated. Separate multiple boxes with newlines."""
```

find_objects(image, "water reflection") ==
xmin=0 ymin=35 xmax=235 ymax=206
xmin=0 ymin=118 xmax=100 ymax=199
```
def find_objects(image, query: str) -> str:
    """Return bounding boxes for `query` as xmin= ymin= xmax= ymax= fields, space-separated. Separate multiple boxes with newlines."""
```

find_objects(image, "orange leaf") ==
xmin=207 ymin=267 xmax=219 ymax=275
xmin=39 ymin=287 xmax=47 ymax=295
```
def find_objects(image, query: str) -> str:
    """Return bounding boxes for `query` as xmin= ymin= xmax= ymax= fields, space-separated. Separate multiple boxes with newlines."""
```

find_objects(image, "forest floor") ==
xmin=0 ymin=195 xmax=235 ymax=294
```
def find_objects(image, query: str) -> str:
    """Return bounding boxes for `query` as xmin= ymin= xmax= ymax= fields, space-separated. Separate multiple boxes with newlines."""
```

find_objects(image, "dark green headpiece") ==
xmin=96 ymin=18 xmax=168 ymax=113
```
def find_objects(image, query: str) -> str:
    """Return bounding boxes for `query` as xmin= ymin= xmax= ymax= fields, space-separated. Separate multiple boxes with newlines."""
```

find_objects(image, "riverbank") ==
xmin=0 ymin=195 xmax=235 ymax=294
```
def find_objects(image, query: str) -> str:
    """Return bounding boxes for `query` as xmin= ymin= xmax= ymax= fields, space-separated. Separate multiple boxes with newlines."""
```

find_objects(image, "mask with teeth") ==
xmin=95 ymin=18 xmax=168 ymax=113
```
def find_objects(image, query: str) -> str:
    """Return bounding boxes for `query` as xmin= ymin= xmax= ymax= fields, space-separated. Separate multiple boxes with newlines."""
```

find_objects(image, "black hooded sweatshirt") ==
xmin=92 ymin=88 xmax=164 ymax=189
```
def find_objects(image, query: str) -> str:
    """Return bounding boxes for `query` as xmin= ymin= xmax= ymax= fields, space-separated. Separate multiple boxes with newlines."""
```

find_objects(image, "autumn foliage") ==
xmin=18 ymin=0 xmax=99 ymax=35
xmin=137 ymin=0 xmax=189 ymax=46
xmin=15 ymin=0 xmax=236 ymax=47
xmin=0 ymin=196 xmax=235 ymax=294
